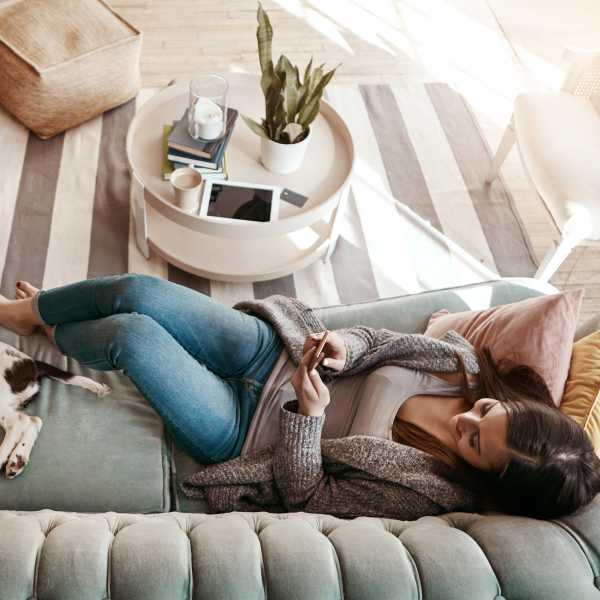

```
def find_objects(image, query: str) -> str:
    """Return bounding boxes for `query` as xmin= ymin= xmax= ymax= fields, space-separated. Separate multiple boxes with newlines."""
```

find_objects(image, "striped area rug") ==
xmin=0 ymin=82 xmax=537 ymax=308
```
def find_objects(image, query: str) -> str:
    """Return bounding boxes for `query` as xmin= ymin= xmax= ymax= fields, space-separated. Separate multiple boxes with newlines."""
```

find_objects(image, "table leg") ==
xmin=323 ymin=184 xmax=350 ymax=262
xmin=131 ymin=172 xmax=150 ymax=259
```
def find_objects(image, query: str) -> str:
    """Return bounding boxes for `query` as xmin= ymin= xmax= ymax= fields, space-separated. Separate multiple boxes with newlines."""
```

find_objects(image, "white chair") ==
xmin=487 ymin=48 xmax=600 ymax=281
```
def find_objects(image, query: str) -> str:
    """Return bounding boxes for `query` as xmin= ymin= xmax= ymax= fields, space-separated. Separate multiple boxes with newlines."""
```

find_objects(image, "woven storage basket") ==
xmin=0 ymin=0 xmax=142 ymax=139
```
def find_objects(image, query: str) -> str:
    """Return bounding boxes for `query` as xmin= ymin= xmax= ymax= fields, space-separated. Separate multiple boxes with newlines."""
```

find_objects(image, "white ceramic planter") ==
xmin=260 ymin=129 xmax=311 ymax=174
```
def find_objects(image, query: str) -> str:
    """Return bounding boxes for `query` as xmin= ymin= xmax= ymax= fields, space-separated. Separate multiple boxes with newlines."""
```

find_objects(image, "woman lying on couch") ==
xmin=2 ymin=273 xmax=599 ymax=520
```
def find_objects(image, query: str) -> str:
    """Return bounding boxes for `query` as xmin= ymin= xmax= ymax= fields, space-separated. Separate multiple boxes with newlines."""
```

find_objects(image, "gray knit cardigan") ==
xmin=180 ymin=295 xmax=482 ymax=519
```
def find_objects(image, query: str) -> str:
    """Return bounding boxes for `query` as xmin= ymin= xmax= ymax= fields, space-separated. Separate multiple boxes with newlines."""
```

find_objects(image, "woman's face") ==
xmin=448 ymin=398 xmax=509 ymax=472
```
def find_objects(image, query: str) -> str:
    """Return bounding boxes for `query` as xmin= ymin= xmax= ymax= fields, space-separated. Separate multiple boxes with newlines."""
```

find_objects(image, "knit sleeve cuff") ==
xmin=280 ymin=400 xmax=325 ymax=450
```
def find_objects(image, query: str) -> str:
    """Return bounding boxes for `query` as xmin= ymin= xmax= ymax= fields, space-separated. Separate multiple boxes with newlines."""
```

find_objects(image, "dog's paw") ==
xmin=93 ymin=383 xmax=112 ymax=397
xmin=5 ymin=454 xmax=27 ymax=479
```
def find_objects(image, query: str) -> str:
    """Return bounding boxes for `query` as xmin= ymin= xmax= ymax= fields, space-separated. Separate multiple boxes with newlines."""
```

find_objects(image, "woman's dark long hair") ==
xmin=392 ymin=347 xmax=600 ymax=519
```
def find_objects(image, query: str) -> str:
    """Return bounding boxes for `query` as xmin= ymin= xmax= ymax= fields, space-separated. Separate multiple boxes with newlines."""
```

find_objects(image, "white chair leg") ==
xmin=534 ymin=237 xmax=577 ymax=282
xmin=486 ymin=119 xmax=516 ymax=183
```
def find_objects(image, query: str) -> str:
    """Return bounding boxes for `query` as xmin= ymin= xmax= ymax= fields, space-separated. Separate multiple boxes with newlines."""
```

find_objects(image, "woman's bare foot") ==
xmin=0 ymin=293 xmax=38 ymax=336
xmin=14 ymin=281 xmax=55 ymax=342
xmin=15 ymin=280 xmax=39 ymax=300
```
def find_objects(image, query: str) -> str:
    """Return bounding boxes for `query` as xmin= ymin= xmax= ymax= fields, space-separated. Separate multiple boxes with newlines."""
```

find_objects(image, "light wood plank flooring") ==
xmin=110 ymin=0 xmax=600 ymax=319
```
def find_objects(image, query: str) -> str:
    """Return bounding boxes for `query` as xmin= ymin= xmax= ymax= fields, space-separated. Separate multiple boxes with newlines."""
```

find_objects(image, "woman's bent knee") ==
xmin=104 ymin=273 xmax=162 ymax=313
xmin=103 ymin=313 xmax=161 ymax=369
xmin=112 ymin=273 xmax=161 ymax=297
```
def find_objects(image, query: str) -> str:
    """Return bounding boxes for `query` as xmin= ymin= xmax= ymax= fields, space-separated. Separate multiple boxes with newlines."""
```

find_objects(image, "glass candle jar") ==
xmin=188 ymin=74 xmax=228 ymax=141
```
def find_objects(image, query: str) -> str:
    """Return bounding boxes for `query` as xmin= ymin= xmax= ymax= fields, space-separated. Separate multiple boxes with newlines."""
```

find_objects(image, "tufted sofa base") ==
xmin=2 ymin=506 xmax=600 ymax=600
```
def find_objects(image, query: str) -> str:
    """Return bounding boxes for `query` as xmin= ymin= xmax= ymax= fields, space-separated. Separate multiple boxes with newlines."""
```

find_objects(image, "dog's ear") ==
xmin=4 ymin=357 xmax=37 ymax=395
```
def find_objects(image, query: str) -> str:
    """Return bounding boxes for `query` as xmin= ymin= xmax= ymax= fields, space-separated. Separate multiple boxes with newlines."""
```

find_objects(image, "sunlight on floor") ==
xmin=273 ymin=0 xmax=415 ymax=58
xmin=511 ymin=44 xmax=565 ymax=91
xmin=220 ymin=0 xmax=587 ymax=296
xmin=288 ymin=226 xmax=321 ymax=250
xmin=229 ymin=64 xmax=251 ymax=74
xmin=304 ymin=8 xmax=355 ymax=54
xmin=309 ymin=1 xmax=408 ymax=57
xmin=399 ymin=0 xmax=517 ymax=122
xmin=349 ymin=157 xmax=499 ymax=296
xmin=271 ymin=0 xmax=567 ymax=126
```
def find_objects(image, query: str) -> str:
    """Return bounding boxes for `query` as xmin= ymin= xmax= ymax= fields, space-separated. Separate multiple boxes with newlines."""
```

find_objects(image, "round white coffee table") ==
xmin=126 ymin=76 xmax=354 ymax=282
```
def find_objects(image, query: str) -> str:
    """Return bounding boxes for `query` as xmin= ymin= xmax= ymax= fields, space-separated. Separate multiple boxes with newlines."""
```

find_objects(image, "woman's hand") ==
xmin=302 ymin=330 xmax=346 ymax=372
xmin=291 ymin=347 xmax=331 ymax=417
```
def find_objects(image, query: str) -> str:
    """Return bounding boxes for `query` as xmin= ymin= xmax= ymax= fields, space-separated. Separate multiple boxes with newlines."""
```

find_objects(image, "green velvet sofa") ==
xmin=1 ymin=277 xmax=599 ymax=600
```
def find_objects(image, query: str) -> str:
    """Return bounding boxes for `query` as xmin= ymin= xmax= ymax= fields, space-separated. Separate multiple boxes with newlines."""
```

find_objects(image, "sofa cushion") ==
xmin=0 ymin=329 xmax=170 ymax=513
xmin=0 ymin=0 xmax=141 ymax=138
xmin=424 ymin=289 xmax=583 ymax=406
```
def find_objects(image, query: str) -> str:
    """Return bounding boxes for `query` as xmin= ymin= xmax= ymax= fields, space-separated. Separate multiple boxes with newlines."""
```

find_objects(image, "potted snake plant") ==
xmin=242 ymin=2 xmax=339 ymax=174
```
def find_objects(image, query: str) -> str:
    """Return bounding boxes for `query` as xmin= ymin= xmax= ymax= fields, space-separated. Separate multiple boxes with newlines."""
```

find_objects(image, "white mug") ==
xmin=170 ymin=167 xmax=203 ymax=213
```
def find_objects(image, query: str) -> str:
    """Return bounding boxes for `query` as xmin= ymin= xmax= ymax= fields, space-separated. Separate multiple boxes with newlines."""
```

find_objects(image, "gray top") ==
xmin=181 ymin=294 xmax=481 ymax=519
xmin=241 ymin=350 xmax=463 ymax=456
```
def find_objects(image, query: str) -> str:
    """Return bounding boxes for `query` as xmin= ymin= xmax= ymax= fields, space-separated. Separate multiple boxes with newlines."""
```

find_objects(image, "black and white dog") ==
xmin=0 ymin=341 xmax=111 ymax=478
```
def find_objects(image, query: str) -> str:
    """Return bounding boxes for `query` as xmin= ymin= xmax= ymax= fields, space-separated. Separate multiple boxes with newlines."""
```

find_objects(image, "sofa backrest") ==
xmin=315 ymin=277 xmax=557 ymax=333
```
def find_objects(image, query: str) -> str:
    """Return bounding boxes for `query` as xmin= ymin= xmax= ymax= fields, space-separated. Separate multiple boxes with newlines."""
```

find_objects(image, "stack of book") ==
xmin=162 ymin=107 xmax=238 ymax=182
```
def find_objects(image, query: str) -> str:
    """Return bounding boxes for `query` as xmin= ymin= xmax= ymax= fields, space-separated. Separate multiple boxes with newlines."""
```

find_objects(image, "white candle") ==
xmin=192 ymin=97 xmax=224 ymax=140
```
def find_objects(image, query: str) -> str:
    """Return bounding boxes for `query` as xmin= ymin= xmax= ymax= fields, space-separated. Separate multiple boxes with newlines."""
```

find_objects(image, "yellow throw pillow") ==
xmin=560 ymin=331 xmax=600 ymax=457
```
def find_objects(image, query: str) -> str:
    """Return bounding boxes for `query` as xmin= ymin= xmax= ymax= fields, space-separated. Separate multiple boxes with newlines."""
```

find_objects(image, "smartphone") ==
xmin=309 ymin=331 xmax=329 ymax=371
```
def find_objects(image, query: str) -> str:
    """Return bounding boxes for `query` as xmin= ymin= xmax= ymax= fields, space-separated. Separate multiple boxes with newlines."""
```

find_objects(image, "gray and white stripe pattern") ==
xmin=0 ymin=83 xmax=537 ymax=306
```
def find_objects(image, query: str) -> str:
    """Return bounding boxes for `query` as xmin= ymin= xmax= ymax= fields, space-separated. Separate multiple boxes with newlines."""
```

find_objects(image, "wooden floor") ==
xmin=111 ymin=0 xmax=600 ymax=319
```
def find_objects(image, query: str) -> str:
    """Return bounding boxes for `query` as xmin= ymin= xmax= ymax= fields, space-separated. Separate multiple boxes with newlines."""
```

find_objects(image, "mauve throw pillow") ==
xmin=424 ymin=290 xmax=584 ymax=406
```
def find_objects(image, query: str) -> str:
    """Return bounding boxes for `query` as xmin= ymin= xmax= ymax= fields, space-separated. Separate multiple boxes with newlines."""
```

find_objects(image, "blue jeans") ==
xmin=32 ymin=273 xmax=283 ymax=464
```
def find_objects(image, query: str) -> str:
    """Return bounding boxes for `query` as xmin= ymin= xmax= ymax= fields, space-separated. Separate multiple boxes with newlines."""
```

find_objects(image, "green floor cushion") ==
xmin=0 ymin=329 xmax=170 ymax=513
